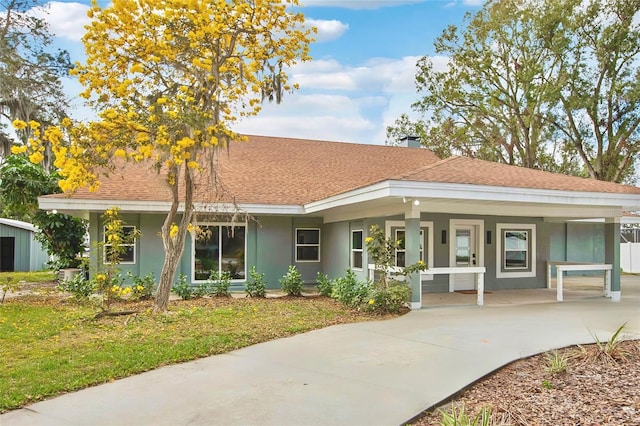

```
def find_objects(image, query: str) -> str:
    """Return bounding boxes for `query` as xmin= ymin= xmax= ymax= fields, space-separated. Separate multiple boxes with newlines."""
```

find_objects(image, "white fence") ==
xmin=621 ymin=242 xmax=640 ymax=273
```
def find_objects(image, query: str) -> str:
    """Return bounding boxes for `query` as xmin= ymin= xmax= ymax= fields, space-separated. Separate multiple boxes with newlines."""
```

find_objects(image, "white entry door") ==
xmin=450 ymin=220 xmax=484 ymax=291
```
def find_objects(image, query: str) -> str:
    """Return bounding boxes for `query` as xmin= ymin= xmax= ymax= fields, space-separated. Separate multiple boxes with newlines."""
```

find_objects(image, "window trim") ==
xmin=351 ymin=229 xmax=363 ymax=271
xmin=295 ymin=228 xmax=321 ymax=263
xmin=103 ymin=225 xmax=137 ymax=265
xmin=191 ymin=222 xmax=247 ymax=282
xmin=496 ymin=223 xmax=536 ymax=278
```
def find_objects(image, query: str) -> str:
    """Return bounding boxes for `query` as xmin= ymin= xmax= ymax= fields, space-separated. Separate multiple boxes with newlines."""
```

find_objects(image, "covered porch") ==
xmin=420 ymin=274 xmax=640 ymax=308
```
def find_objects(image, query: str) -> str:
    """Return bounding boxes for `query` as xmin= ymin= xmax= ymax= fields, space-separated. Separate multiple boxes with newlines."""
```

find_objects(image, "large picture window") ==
xmin=296 ymin=228 xmax=320 ymax=262
xmin=351 ymin=230 xmax=363 ymax=270
xmin=193 ymin=224 xmax=246 ymax=280
xmin=496 ymin=224 xmax=536 ymax=278
xmin=104 ymin=226 xmax=136 ymax=264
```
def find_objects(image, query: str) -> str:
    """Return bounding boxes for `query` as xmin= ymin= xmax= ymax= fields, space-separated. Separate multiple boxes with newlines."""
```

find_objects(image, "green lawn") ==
xmin=0 ymin=293 xmax=387 ymax=412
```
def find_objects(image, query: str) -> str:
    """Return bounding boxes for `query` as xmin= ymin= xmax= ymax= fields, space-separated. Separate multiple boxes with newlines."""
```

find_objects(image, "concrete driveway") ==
xmin=2 ymin=277 xmax=639 ymax=426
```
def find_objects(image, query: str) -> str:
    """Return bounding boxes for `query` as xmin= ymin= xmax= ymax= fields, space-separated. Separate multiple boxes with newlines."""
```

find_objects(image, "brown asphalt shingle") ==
xmin=43 ymin=135 xmax=640 ymax=206
xmin=393 ymin=156 xmax=640 ymax=194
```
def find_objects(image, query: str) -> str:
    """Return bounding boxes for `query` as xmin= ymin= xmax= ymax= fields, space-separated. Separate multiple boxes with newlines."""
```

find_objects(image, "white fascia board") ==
xmin=38 ymin=197 xmax=173 ymax=213
xmin=304 ymin=180 xmax=640 ymax=213
xmin=195 ymin=203 xmax=305 ymax=215
xmin=38 ymin=196 xmax=304 ymax=216
xmin=304 ymin=182 xmax=392 ymax=213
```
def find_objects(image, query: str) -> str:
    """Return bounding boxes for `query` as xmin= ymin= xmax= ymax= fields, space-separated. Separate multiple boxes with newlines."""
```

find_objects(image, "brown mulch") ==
xmin=413 ymin=339 xmax=640 ymax=426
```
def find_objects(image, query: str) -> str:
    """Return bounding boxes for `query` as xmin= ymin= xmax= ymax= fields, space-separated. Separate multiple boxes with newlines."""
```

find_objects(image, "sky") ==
xmin=26 ymin=0 xmax=484 ymax=145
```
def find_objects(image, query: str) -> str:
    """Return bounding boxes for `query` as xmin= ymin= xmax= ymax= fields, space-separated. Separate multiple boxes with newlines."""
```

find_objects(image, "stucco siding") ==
xmin=254 ymin=216 xmax=293 ymax=288
xmin=322 ymin=221 xmax=350 ymax=280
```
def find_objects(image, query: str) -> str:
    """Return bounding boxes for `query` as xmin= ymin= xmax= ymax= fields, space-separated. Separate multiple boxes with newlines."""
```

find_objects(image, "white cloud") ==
xmin=29 ymin=1 xmax=91 ymax=41
xmin=305 ymin=18 xmax=349 ymax=42
xmin=301 ymin=0 xmax=424 ymax=10
xmin=462 ymin=0 xmax=484 ymax=6
xmin=234 ymin=54 xmax=452 ymax=144
xmin=234 ymin=93 xmax=376 ymax=143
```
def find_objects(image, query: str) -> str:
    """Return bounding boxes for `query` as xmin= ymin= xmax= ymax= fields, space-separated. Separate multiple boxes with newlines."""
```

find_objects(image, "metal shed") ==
xmin=0 ymin=218 xmax=49 ymax=272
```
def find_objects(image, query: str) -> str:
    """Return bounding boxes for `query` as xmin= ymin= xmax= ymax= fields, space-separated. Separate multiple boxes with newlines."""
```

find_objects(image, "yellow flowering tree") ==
xmin=16 ymin=0 xmax=313 ymax=312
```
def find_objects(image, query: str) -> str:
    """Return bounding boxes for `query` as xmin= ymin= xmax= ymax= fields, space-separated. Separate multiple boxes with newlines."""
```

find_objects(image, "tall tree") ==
xmin=549 ymin=0 xmax=640 ymax=182
xmin=0 ymin=154 xmax=86 ymax=268
xmin=0 ymin=0 xmax=71 ymax=169
xmin=17 ymin=0 xmax=313 ymax=312
xmin=388 ymin=0 xmax=640 ymax=182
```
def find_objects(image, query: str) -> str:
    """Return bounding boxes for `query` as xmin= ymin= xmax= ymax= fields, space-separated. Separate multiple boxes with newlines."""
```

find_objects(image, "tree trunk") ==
xmin=153 ymin=164 xmax=195 ymax=312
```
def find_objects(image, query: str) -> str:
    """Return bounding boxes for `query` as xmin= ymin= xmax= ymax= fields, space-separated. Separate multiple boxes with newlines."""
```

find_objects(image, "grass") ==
xmin=0 ymin=293 xmax=389 ymax=412
xmin=0 ymin=271 xmax=57 ymax=285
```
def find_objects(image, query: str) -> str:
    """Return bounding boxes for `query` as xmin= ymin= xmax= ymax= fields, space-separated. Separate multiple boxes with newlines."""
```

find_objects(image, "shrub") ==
xmin=545 ymin=350 xmax=568 ymax=375
xmin=172 ymin=274 xmax=193 ymax=300
xmin=366 ymin=282 xmax=411 ymax=314
xmin=439 ymin=404 xmax=492 ymax=426
xmin=590 ymin=322 xmax=630 ymax=362
xmin=332 ymin=269 xmax=370 ymax=308
xmin=191 ymin=281 xmax=210 ymax=299
xmin=280 ymin=265 xmax=303 ymax=296
xmin=208 ymin=271 xmax=232 ymax=297
xmin=364 ymin=224 xmax=426 ymax=313
xmin=127 ymin=272 xmax=156 ymax=300
xmin=57 ymin=273 xmax=94 ymax=300
xmin=245 ymin=266 xmax=266 ymax=298
xmin=316 ymin=272 xmax=333 ymax=297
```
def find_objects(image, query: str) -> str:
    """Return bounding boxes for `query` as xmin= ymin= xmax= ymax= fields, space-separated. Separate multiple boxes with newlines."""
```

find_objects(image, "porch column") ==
xmin=605 ymin=217 xmax=621 ymax=302
xmin=405 ymin=209 xmax=421 ymax=309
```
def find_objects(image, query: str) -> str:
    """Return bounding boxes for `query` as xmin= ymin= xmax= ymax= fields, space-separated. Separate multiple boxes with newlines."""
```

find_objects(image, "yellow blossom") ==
xmin=28 ymin=151 xmax=44 ymax=164
xmin=365 ymin=237 xmax=373 ymax=243
xmin=11 ymin=145 xmax=28 ymax=154
xmin=169 ymin=223 xmax=179 ymax=239
xmin=12 ymin=119 xmax=27 ymax=130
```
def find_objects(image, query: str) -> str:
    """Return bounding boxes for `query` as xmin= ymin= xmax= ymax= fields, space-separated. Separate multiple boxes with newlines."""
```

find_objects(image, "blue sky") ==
xmin=25 ymin=0 xmax=484 ymax=144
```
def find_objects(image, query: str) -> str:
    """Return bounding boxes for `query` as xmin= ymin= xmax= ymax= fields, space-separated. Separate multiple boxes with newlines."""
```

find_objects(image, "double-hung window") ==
xmin=104 ymin=226 xmax=137 ymax=264
xmin=496 ymin=224 xmax=536 ymax=278
xmin=351 ymin=230 xmax=363 ymax=270
xmin=395 ymin=229 xmax=424 ymax=267
xmin=296 ymin=228 xmax=320 ymax=262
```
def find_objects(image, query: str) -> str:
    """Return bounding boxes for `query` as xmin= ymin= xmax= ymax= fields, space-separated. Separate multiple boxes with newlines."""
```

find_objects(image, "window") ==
xmin=395 ymin=229 xmax=424 ymax=267
xmin=104 ymin=226 xmax=136 ymax=264
xmin=193 ymin=224 xmax=246 ymax=280
xmin=351 ymin=230 xmax=363 ymax=270
xmin=296 ymin=228 xmax=320 ymax=262
xmin=496 ymin=224 xmax=536 ymax=278
xmin=504 ymin=231 xmax=528 ymax=269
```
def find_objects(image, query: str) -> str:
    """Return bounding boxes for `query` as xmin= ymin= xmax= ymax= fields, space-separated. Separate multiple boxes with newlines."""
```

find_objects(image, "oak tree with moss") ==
xmin=388 ymin=0 xmax=640 ymax=182
xmin=15 ymin=0 xmax=314 ymax=311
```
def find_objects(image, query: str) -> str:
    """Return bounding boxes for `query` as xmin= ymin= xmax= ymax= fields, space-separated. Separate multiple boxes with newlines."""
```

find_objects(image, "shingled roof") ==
xmin=393 ymin=156 xmax=640 ymax=195
xmin=42 ymin=135 xmax=640 ymax=208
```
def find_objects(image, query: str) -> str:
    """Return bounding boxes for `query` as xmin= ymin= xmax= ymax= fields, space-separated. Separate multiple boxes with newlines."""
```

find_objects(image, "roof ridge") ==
xmin=392 ymin=155 xmax=462 ymax=180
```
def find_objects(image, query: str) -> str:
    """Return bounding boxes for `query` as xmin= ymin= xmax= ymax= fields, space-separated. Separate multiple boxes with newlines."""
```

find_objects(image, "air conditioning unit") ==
xmin=58 ymin=268 xmax=82 ymax=282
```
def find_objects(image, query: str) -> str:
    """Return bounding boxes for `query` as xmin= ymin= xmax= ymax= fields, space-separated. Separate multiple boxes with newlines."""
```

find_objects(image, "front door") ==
xmin=449 ymin=220 xmax=483 ymax=291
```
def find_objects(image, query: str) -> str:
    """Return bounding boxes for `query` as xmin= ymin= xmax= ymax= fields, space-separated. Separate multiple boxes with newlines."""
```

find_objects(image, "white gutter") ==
xmin=38 ymin=196 xmax=305 ymax=216
xmin=305 ymin=180 xmax=640 ymax=213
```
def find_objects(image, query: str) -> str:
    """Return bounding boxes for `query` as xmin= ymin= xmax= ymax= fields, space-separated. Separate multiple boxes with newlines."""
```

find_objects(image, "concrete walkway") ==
xmin=3 ymin=279 xmax=639 ymax=426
